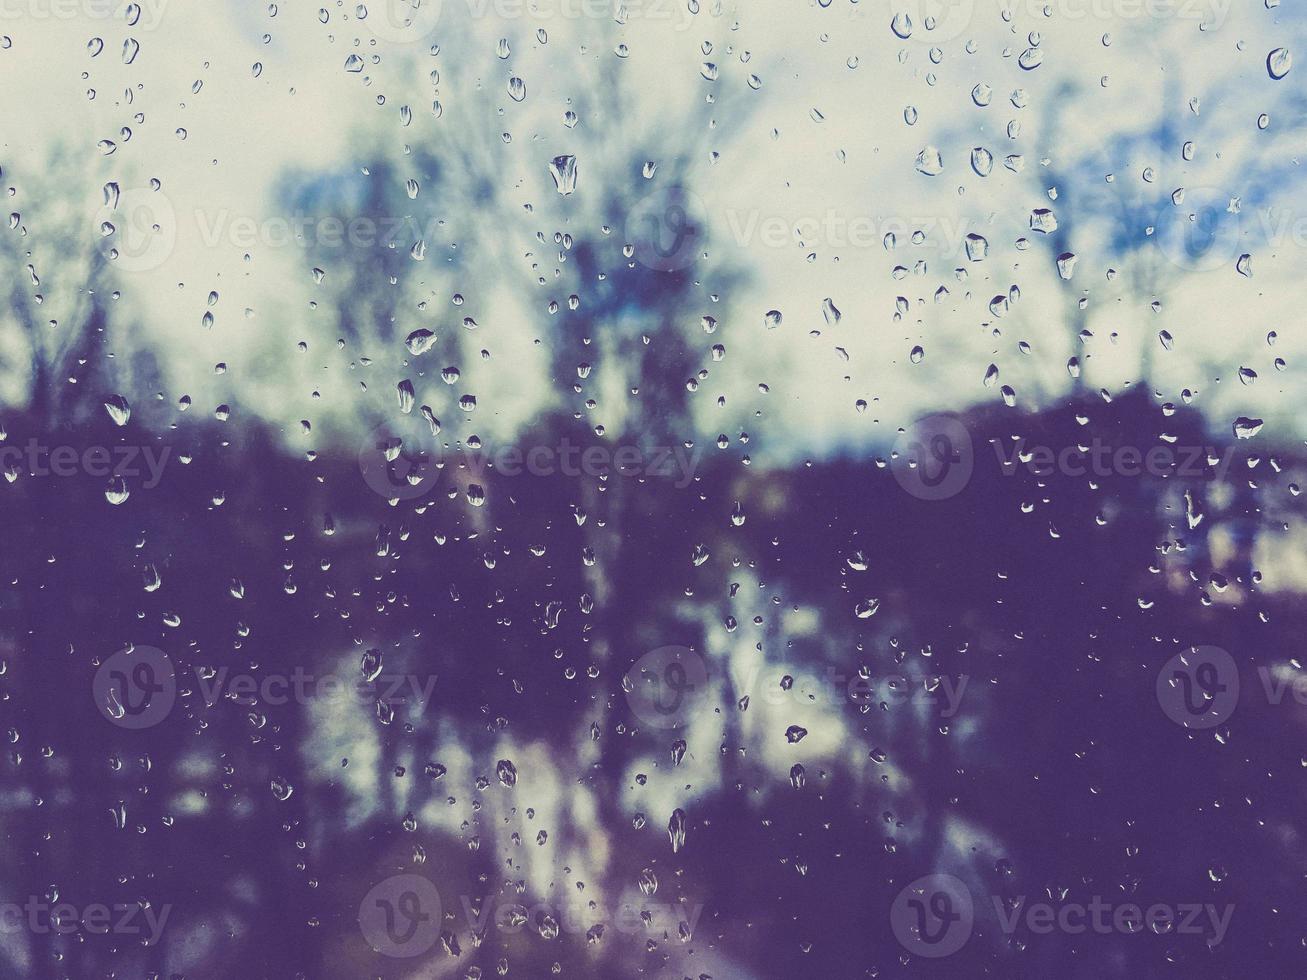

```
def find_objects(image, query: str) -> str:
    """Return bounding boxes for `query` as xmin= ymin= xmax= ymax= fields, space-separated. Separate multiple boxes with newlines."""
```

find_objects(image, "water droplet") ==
xmin=1233 ymin=417 xmax=1263 ymax=439
xmin=915 ymin=146 xmax=943 ymax=176
xmin=405 ymin=328 xmax=437 ymax=355
xmin=855 ymin=598 xmax=880 ymax=618
xmin=668 ymin=808 xmax=687 ymax=853
xmin=638 ymin=868 xmax=658 ymax=895
xmin=549 ymin=154 xmax=577 ymax=195
xmin=103 ymin=395 xmax=131 ymax=426
xmin=1268 ymin=47 xmax=1292 ymax=79
xmin=496 ymin=759 xmax=517 ymax=786
xmin=1030 ymin=209 xmax=1057 ymax=234
xmin=105 ymin=478 xmax=130 ymax=505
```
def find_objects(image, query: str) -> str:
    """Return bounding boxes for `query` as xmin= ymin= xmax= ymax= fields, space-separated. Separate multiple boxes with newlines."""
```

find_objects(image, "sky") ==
xmin=0 ymin=0 xmax=1303 ymax=469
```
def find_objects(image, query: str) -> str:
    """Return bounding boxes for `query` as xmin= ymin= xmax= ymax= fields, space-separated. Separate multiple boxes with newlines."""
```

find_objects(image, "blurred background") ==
xmin=0 ymin=0 xmax=1305 ymax=977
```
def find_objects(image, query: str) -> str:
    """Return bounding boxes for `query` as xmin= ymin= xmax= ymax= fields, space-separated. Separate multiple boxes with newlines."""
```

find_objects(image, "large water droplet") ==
xmin=1267 ymin=47 xmax=1292 ymax=79
xmin=549 ymin=154 xmax=577 ymax=195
